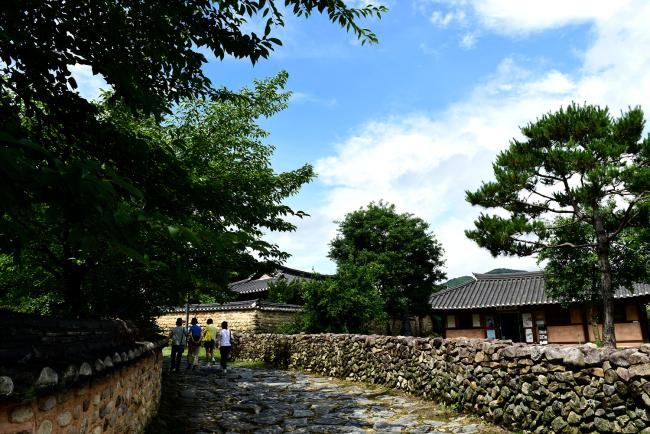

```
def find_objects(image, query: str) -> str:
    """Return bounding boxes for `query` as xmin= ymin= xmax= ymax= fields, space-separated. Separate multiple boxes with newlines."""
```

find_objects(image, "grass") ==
xmin=161 ymin=345 xmax=269 ymax=369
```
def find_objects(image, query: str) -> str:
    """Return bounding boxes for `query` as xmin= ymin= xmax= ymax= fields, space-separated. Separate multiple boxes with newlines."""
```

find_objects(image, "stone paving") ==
xmin=147 ymin=361 xmax=510 ymax=434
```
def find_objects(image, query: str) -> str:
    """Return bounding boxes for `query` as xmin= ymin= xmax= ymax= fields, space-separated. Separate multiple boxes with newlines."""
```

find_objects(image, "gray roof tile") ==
xmin=430 ymin=271 xmax=650 ymax=310
xmin=167 ymin=299 xmax=303 ymax=313
xmin=228 ymin=266 xmax=318 ymax=295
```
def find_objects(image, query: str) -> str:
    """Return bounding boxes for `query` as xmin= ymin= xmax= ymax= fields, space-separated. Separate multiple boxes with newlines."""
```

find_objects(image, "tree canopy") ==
xmin=329 ymin=202 xmax=446 ymax=333
xmin=1 ymin=1 xmax=386 ymax=115
xmin=0 ymin=1 xmax=386 ymax=318
xmin=1 ymin=72 xmax=313 ymax=318
xmin=466 ymin=103 xmax=650 ymax=347
xmin=298 ymin=264 xmax=386 ymax=334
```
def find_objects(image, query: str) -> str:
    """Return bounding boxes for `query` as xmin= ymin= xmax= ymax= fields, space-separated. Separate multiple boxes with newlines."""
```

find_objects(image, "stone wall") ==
xmin=233 ymin=333 xmax=650 ymax=433
xmin=0 ymin=351 xmax=162 ymax=434
xmin=386 ymin=315 xmax=434 ymax=337
xmin=156 ymin=305 xmax=299 ymax=334
xmin=0 ymin=311 xmax=165 ymax=434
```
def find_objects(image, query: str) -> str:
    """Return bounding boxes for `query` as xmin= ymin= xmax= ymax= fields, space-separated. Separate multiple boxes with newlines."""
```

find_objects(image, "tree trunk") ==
xmin=590 ymin=305 xmax=602 ymax=345
xmin=594 ymin=216 xmax=616 ymax=348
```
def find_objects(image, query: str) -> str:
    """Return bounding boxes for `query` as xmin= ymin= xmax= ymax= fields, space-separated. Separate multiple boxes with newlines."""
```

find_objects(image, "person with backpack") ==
xmin=187 ymin=317 xmax=202 ymax=370
xmin=168 ymin=317 xmax=186 ymax=372
xmin=218 ymin=321 xmax=233 ymax=374
xmin=202 ymin=318 xmax=217 ymax=366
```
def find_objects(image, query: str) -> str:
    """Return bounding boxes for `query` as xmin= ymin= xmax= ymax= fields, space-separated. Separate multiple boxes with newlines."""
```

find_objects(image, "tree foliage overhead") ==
xmin=466 ymin=103 xmax=650 ymax=347
xmin=1 ymin=72 xmax=313 ymax=318
xmin=1 ymin=0 xmax=386 ymax=115
xmin=329 ymin=202 xmax=446 ymax=328
xmin=0 ymin=1 xmax=386 ymax=318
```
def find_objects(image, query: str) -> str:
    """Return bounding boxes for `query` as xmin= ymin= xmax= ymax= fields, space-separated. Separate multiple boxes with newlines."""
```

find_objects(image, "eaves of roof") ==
xmin=430 ymin=271 xmax=650 ymax=310
xmin=166 ymin=299 xmax=303 ymax=313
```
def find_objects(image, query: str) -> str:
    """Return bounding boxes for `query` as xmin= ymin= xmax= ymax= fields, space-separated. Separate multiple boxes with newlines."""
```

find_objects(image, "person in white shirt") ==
xmin=218 ymin=321 xmax=232 ymax=373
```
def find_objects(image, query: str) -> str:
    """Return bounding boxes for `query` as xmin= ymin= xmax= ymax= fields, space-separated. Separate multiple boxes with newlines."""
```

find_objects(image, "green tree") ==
xmin=267 ymin=279 xmax=307 ymax=305
xmin=539 ymin=218 xmax=650 ymax=344
xmin=1 ymin=1 xmax=386 ymax=115
xmin=1 ymin=1 xmax=386 ymax=317
xmin=299 ymin=264 xmax=386 ymax=333
xmin=466 ymin=104 xmax=650 ymax=347
xmin=329 ymin=202 xmax=446 ymax=334
xmin=1 ymin=73 xmax=313 ymax=318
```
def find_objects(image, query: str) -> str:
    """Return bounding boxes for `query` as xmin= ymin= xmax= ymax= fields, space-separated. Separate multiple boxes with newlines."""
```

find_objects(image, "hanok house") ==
xmin=228 ymin=265 xmax=318 ymax=301
xmin=430 ymin=271 xmax=650 ymax=346
xmin=156 ymin=266 xmax=315 ymax=334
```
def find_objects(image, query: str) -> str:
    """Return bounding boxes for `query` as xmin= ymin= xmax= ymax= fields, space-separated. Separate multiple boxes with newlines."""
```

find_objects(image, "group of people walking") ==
xmin=169 ymin=317 xmax=233 ymax=373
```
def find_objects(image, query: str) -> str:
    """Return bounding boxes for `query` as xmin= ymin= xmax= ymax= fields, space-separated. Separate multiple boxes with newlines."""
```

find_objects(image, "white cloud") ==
xmin=470 ymin=0 xmax=629 ymax=35
xmin=421 ymin=0 xmax=633 ymax=47
xmin=459 ymin=32 xmax=477 ymax=49
xmin=308 ymin=63 xmax=570 ymax=277
xmin=277 ymin=0 xmax=650 ymax=278
xmin=67 ymin=64 xmax=110 ymax=101
xmin=430 ymin=10 xmax=465 ymax=27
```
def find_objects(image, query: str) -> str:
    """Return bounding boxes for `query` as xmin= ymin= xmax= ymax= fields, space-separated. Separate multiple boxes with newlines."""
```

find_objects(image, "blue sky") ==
xmin=74 ymin=1 xmax=650 ymax=279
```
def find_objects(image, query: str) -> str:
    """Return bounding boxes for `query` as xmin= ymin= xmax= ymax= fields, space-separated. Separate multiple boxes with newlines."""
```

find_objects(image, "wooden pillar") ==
xmin=639 ymin=302 xmax=650 ymax=343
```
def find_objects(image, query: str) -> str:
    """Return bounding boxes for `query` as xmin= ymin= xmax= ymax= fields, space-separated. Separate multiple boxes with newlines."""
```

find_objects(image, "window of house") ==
xmin=613 ymin=305 xmax=627 ymax=322
xmin=457 ymin=313 xmax=473 ymax=329
xmin=446 ymin=315 xmax=456 ymax=328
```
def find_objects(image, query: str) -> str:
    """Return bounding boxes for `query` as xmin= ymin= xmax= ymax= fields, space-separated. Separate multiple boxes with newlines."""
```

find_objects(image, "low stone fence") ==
xmin=156 ymin=299 xmax=302 ymax=334
xmin=233 ymin=333 xmax=650 ymax=433
xmin=0 ymin=311 xmax=166 ymax=434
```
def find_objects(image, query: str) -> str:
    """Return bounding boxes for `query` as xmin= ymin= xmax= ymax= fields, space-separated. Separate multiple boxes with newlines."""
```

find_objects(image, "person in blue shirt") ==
xmin=187 ymin=317 xmax=202 ymax=370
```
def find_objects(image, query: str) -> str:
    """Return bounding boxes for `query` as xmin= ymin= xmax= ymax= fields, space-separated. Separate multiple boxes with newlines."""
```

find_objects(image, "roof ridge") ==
xmin=430 ymin=277 xmax=477 ymax=299
xmin=277 ymin=265 xmax=320 ymax=277
xmin=228 ymin=277 xmax=253 ymax=287
xmin=473 ymin=270 xmax=544 ymax=279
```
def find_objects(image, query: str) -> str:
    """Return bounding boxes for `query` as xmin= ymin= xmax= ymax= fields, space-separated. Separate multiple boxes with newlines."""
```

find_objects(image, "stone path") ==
xmin=147 ymin=361 xmax=510 ymax=434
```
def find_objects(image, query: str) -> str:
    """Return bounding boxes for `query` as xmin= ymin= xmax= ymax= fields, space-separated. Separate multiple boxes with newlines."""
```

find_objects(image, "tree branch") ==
xmin=512 ymin=237 xmax=595 ymax=250
xmin=528 ymin=188 xmax=557 ymax=202
xmin=608 ymin=193 xmax=649 ymax=241
xmin=560 ymin=174 xmax=585 ymax=219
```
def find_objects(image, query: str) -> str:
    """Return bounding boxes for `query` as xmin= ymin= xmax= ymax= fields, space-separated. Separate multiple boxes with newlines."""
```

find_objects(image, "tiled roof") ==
xmin=228 ymin=265 xmax=318 ymax=295
xmin=167 ymin=299 xmax=303 ymax=313
xmin=430 ymin=271 xmax=650 ymax=310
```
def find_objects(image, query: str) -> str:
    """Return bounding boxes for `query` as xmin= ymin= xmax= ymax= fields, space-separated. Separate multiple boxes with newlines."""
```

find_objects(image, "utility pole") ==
xmin=185 ymin=290 xmax=190 ymax=332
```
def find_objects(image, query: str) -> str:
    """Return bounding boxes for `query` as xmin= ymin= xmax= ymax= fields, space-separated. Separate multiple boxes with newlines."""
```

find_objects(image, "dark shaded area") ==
xmin=0 ymin=309 xmax=164 ymax=400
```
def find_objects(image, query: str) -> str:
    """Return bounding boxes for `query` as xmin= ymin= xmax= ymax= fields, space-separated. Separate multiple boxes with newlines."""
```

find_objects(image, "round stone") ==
xmin=57 ymin=410 xmax=73 ymax=427
xmin=62 ymin=365 xmax=78 ymax=383
xmin=79 ymin=362 xmax=93 ymax=376
xmin=37 ymin=419 xmax=53 ymax=434
xmin=36 ymin=367 xmax=59 ymax=387
xmin=38 ymin=396 xmax=57 ymax=411
xmin=11 ymin=405 xmax=34 ymax=423
xmin=0 ymin=376 xmax=14 ymax=396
